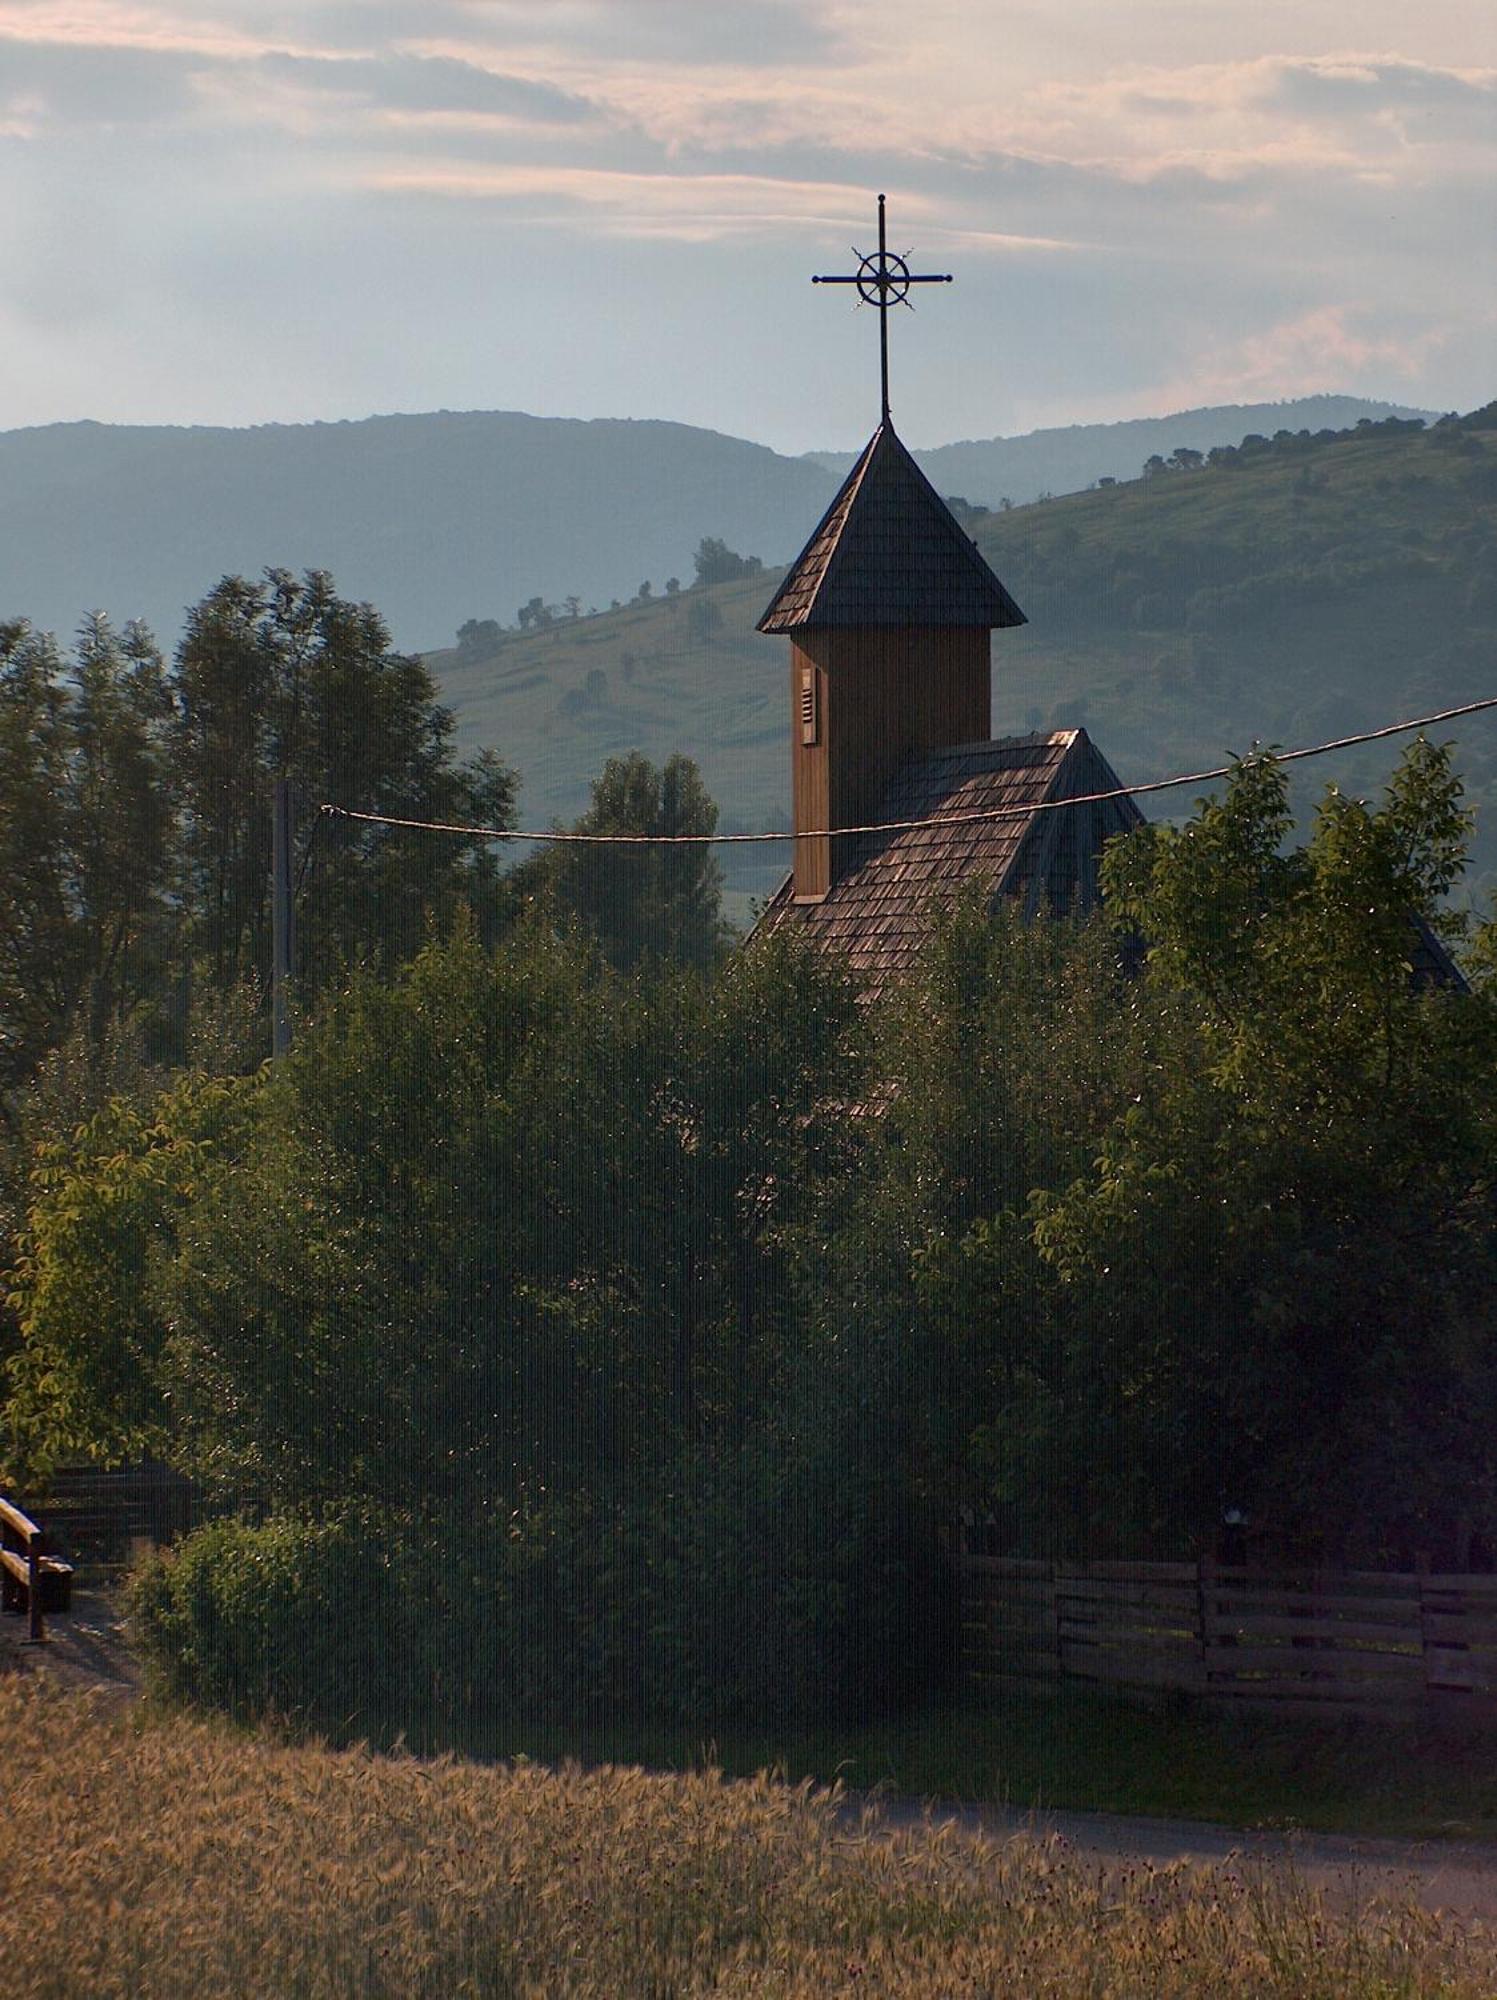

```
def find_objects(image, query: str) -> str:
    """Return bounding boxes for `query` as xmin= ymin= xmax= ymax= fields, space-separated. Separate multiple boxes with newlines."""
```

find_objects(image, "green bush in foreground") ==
xmin=131 ymin=1481 xmax=955 ymax=1739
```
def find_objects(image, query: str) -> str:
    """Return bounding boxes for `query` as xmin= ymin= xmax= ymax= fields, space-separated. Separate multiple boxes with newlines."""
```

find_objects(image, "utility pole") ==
xmin=272 ymin=775 xmax=295 ymax=1060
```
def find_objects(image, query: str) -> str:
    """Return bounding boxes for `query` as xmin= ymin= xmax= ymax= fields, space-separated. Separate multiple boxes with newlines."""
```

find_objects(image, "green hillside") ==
xmin=431 ymin=410 xmax=1497 ymax=915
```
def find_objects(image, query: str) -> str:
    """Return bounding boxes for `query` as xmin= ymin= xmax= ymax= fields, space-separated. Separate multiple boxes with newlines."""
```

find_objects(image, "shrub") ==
xmin=132 ymin=1468 xmax=957 ymax=1742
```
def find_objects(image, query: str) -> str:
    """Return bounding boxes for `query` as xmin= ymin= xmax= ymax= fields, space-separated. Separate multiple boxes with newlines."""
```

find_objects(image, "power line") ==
xmin=317 ymin=694 xmax=1497 ymax=850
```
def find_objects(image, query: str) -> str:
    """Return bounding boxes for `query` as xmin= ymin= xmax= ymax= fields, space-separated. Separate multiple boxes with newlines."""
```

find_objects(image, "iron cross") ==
xmin=812 ymin=193 xmax=952 ymax=425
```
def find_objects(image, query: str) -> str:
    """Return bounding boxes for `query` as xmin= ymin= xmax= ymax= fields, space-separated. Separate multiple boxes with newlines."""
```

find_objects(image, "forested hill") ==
xmin=432 ymin=408 xmax=1497 ymax=912
xmin=0 ymin=396 xmax=1421 ymax=657
xmin=0 ymin=411 xmax=838 ymax=655
xmin=805 ymin=394 xmax=1434 ymax=507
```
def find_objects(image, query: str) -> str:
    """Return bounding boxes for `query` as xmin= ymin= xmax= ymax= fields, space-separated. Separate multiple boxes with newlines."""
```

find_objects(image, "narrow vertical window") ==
xmin=799 ymin=666 xmax=819 ymax=746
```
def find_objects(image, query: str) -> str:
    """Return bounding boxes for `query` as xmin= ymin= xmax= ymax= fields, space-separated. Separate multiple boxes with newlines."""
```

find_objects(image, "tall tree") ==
xmin=0 ymin=615 xmax=178 ymax=1093
xmin=525 ymin=752 xmax=729 ymax=972
xmin=173 ymin=568 xmax=517 ymax=996
xmin=1029 ymin=743 xmax=1497 ymax=1561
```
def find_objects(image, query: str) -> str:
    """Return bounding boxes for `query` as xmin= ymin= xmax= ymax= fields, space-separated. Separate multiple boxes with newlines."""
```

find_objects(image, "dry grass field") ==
xmin=1 ymin=1678 xmax=1493 ymax=1998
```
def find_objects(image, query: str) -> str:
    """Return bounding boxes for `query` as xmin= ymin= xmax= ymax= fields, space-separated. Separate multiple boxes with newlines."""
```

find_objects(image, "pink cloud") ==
xmin=1157 ymin=305 xmax=1451 ymax=407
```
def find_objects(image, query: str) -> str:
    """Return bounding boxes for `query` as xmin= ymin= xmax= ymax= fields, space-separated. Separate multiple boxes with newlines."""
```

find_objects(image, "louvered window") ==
xmin=799 ymin=667 xmax=819 ymax=746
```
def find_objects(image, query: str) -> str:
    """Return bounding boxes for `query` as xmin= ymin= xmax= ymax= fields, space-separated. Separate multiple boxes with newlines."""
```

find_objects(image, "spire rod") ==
xmin=811 ymin=193 xmax=953 ymax=424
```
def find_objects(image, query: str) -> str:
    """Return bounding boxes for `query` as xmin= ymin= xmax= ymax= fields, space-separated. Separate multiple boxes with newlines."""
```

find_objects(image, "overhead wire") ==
xmin=315 ymin=693 xmax=1497 ymax=849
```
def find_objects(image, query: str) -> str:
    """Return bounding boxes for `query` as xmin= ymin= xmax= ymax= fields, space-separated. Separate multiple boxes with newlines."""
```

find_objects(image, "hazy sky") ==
xmin=1 ymin=1 xmax=1493 ymax=449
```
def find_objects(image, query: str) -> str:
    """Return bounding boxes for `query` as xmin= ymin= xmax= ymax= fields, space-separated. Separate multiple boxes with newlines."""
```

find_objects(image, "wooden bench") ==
xmin=0 ymin=1497 xmax=74 ymax=1642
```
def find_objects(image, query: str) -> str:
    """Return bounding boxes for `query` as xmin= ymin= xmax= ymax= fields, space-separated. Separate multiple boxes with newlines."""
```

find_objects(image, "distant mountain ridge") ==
xmin=0 ymin=410 xmax=839 ymax=656
xmin=0 ymin=397 xmax=1430 ymax=656
xmin=805 ymin=396 xmax=1437 ymax=507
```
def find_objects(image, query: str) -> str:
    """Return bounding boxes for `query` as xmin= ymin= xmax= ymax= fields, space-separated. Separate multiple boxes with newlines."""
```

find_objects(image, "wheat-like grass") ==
xmin=0 ymin=1676 xmax=1489 ymax=1997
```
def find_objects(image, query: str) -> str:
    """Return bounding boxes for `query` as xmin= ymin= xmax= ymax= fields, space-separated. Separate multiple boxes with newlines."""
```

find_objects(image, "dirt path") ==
xmin=845 ymin=1792 xmax=1497 ymax=1920
xmin=0 ymin=1589 xmax=141 ymax=1702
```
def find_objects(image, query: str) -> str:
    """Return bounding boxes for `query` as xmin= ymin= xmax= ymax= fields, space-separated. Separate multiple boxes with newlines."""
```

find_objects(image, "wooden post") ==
xmin=24 ymin=1531 xmax=43 ymax=1645
xmin=272 ymin=776 xmax=294 ymax=1061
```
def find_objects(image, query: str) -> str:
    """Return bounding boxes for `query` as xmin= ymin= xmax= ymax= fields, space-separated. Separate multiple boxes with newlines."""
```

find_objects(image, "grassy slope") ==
xmin=3 ymin=1677 xmax=1487 ymax=1998
xmin=432 ymin=416 xmax=1497 ymax=915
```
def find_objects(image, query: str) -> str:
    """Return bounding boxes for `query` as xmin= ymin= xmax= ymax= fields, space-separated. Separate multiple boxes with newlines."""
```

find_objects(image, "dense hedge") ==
xmin=130 ymin=1481 xmax=958 ymax=1741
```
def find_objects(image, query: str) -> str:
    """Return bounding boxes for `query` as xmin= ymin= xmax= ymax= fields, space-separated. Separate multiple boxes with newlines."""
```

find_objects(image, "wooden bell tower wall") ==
xmin=790 ymin=626 xmax=991 ymax=902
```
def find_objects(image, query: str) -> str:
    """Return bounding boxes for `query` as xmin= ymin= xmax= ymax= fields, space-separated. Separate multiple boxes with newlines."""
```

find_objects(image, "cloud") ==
xmin=0 ymin=40 xmax=204 ymax=124
xmin=0 ymin=9 xmax=1491 ymax=445
xmin=1007 ymin=52 xmax=1497 ymax=178
xmin=0 ymin=2 xmax=278 ymax=60
xmin=257 ymin=52 xmax=595 ymax=123
xmin=431 ymin=1 xmax=849 ymax=69
xmin=1149 ymin=305 xmax=1452 ymax=410
xmin=1267 ymin=54 xmax=1497 ymax=113
xmin=360 ymin=163 xmax=880 ymax=238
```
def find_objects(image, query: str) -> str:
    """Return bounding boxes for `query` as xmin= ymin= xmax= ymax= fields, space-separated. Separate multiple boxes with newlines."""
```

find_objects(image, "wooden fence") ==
xmin=16 ymin=1466 xmax=201 ymax=1572
xmin=958 ymin=1549 xmax=1497 ymax=1718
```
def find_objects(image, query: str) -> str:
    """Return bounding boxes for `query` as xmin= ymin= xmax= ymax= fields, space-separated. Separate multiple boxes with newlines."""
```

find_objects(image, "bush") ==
xmin=131 ymin=1470 xmax=957 ymax=1743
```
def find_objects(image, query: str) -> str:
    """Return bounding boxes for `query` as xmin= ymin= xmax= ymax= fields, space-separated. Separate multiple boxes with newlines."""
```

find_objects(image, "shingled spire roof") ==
xmin=757 ymin=423 xmax=1026 ymax=633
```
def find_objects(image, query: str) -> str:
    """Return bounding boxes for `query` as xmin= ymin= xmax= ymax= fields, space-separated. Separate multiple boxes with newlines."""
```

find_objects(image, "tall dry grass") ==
xmin=0 ymin=1676 xmax=1489 ymax=1998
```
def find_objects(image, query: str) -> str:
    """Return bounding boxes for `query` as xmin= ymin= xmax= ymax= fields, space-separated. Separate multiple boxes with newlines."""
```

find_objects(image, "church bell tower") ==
xmin=758 ymin=425 xmax=1025 ymax=898
xmin=756 ymin=197 xmax=1025 ymax=900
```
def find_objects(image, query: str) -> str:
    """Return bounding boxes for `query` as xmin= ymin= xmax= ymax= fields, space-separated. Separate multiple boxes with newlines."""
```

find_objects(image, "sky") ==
xmin=0 ymin=1 xmax=1493 ymax=451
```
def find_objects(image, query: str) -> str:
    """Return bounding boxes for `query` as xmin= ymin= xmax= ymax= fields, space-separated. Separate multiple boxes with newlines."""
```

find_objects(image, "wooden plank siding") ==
xmin=788 ymin=627 xmax=989 ymax=902
xmin=957 ymin=1548 xmax=1497 ymax=1717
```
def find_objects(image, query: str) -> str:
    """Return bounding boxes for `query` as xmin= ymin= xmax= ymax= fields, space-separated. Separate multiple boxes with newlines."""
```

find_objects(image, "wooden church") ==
xmin=753 ymin=202 xmax=1140 ymax=984
xmin=751 ymin=197 xmax=1462 ymax=994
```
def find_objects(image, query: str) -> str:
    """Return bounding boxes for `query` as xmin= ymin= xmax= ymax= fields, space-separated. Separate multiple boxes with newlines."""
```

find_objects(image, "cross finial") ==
xmin=812 ymin=193 xmax=953 ymax=425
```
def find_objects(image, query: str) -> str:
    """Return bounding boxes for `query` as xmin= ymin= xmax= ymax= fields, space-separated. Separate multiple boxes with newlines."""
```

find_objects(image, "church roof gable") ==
xmin=757 ymin=424 xmax=1027 ymax=633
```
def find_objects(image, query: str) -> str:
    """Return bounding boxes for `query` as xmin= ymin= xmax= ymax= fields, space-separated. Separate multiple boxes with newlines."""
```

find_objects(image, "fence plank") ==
xmin=1206 ymin=1615 xmax=1424 ymax=1648
xmin=1060 ymin=1621 xmax=1197 ymax=1646
xmin=1205 ymin=1645 xmax=1424 ymax=1681
xmin=1062 ymin=1626 xmax=1199 ymax=1657
xmin=1421 ymin=1613 xmax=1497 ymax=1644
xmin=1425 ymin=1652 xmax=1497 ymax=1692
xmin=1205 ymin=1675 xmax=1424 ymax=1706
xmin=957 ymin=1552 xmax=1497 ymax=1719
xmin=1066 ymin=1560 xmax=1199 ymax=1583
xmin=1055 ymin=1581 xmax=1200 ymax=1613
xmin=1202 ymin=1587 xmax=1420 ymax=1623
xmin=1069 ymin=1654 xmax=1208 ymax=1692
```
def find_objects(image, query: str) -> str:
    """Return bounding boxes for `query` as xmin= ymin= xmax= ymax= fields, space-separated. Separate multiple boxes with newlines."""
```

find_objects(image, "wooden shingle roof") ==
xmin=756 ymin=424 xmax=1027 ymax=634
xmin=756 ymin=729 xmax=1143 ymax=990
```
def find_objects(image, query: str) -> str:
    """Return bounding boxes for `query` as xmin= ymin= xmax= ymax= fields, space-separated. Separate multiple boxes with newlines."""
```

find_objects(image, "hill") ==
xmin=806 ymin=396 xmax=1436 ymax=508
xmin=0 ymin=398 xmax=1426 ymax=662
xmin=0 ymin=410 xmax=839 ymax=655
xmin=432 ymin=409 xmax=1497 ymax=916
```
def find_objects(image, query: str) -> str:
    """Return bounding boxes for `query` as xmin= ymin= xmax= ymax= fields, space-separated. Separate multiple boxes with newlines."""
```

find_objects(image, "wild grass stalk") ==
xmin=0 ymin=1679 xmax=1490 ymax=1997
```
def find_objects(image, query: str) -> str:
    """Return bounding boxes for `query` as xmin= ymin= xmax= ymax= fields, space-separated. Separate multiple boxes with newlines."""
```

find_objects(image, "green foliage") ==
xmin=519 ymin=751 xmax=731 ymax=971
xmin=4 ymin=1074 xmax=258 ymax=1478
xmin=436 ymin=406 xmax=1497 ymax=913
xmin=1028 ymin=741 xmax=1497 ymax=1558
xmin=692 ymin=538 xmax=763 ymax=587
xmin=455 ymin=617 xmax=502 ymax=656
xmin=0 ymin=615 xmax=177 ymax=1093
xmin=131 ymin=1463 xmax=941 ymax=1735
xmin=176 ymin=567 xmax=517 ymax=992
xmin=18 ymin=741 xmax=1497 ymax=1734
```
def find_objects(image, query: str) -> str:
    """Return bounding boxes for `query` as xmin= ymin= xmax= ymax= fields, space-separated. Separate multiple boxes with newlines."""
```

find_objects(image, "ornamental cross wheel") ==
xmin=812 ymin=193 xmax=953 ymax=423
